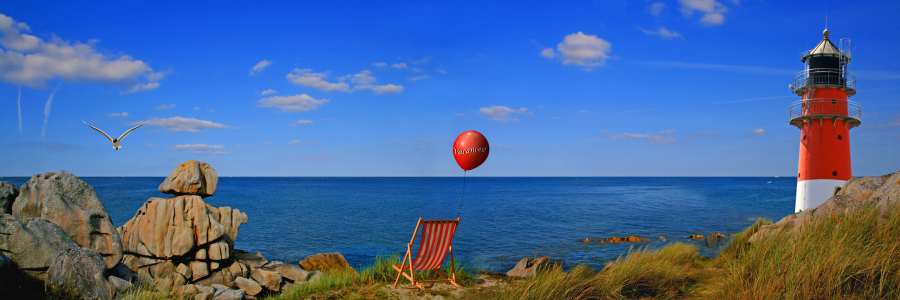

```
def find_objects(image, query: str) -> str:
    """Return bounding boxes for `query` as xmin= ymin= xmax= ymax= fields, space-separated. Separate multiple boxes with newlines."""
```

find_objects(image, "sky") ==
xmin=1 ymin=0 xmax=899 ymax=177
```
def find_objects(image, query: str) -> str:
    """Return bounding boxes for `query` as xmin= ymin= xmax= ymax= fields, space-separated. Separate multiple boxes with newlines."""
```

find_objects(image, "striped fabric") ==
xmin=409 ymin=220 xmax=458 ymax=271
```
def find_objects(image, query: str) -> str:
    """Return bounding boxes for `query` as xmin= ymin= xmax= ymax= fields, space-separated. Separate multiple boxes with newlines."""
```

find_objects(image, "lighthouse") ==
xmin=790 ymin=28 xmax=861 ymax=213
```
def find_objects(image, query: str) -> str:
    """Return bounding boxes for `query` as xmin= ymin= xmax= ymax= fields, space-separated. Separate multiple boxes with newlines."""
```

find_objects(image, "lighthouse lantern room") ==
xmin=790 ymin=28 xmax=861 ymax=213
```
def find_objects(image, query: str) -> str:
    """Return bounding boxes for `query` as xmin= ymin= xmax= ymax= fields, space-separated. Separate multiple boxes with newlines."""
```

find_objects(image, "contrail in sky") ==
xmin=17 ymin=86 xmax=22 ymax=133
xmin=41 ymin=84 xmax=60 ymax=142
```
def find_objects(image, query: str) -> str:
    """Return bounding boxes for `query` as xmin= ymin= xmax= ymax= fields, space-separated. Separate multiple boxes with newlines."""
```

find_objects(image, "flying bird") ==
xmin=83 ymin=120 xmax=148 ymax=150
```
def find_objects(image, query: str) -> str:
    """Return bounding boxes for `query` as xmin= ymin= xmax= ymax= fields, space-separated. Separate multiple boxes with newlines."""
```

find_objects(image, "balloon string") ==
xmin=457 ymin=170 xmax=466 ymax=218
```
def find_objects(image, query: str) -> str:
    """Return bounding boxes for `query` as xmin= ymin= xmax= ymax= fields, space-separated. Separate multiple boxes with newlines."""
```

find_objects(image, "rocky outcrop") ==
xmin=12 ymin=171 xmax=123 ymax=268
xmin=595 ymin=236 xmax=650 ymax=243
xmin=0 ymin=182 xmax=18 ymax=214
xmin=506 ymin=256 xmax=551 ymax=277
xmin=750 ymin=172 xmax=900 ymax=243
xmin=298 ymin=252 xmax=357 ymax=274
xmin=47 ymin=248 xmax=116 ymax=300
xmin=0 ymin=215 xmax=81 ymax=270
xmin=158 ymin=160 xmax=218 ymax=198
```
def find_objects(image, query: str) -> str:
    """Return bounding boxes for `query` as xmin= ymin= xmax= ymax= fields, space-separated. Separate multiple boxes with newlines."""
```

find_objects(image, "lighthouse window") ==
xmin=833 ymin=171 xmax=837 ymax=176
xmin=803 ymin=135 xmax=807 ymax=140
xmin=831 ymin=99 xmax=836 ymax=104
xmin=838 ymin=135 xmax=842 ymax=140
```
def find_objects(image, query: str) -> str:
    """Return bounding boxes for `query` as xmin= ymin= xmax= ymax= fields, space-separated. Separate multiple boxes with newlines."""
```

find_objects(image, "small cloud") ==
xmin=258 ymin=94 xmax=329 ymax=112
xmin=391 ymin=63 xmax=408 ymax=69
xmin=580 ymin=110 xmax=588 ymax=113
xmin=193 ymin=107 xmax=200 ymax=110
xmin=411 ymin=67 xmax=425 ymax=73
xmin=688 ymin=131 xmax=721 ymax=139
xmin=265 ymin=141 xmax=273 ymax=145
xmin=134 ymin=117 xmax=232 ymax=132
xmin=287 ymin=140 xmax=301 ymax=145
xmin=304 ymin=153 xmax=331 ymax=160
xmin=124 ymin=82 xmax=160 ymax=94
xmin=606 ymin=130 xmax=678 ymax=144
xmin=538 ymin=105 xmax=544 ymax=109
xmin=455 ymin=113 xmax=465 ymax=116
xmin=290 ymin=119 xmax=314 ymax=126
xmin=373 ymin=62 xmax=388 ymax=67
xmin=479 ymin=106 xmax=528 ymax=122
xmin=260 ymin=89 xmax=277 ymax=95
xmin=679 ymin=0 xmax=728 ymax=25
xmin=743 ymin=129 xmax=768 ymax=137
xmin=409 ymin=75 xmax=430 ymax=82
xmin=541 ymin=32 xmax=613 ymax=71
xmin=647 ymin=2 xmax=666 ymax=15
xmin=286 ymin=68 xmax=350 ymax=92
xmin=108 ymin=112 xmax=129 ymax=118
xmin=438 ymin=69 xmax=448 ymax=74
xmin=370 ymin=84 xmax=404 ymax=94
xmin=250 ymin=60 xmax=272 ymax=75
xmin=169 ymin=144 xmax=229 ymax=154
xmin=155 ymin=104 xmax=176 ymax=110
xmin=641 ymin=27 xmax=682 ymax=39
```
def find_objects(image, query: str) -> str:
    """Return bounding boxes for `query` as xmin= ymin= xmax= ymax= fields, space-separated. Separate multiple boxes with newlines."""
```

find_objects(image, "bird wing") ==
xmin=118 ymin=120 xmax=148 ymax=141
xmin=83 ymin=121 xmax=114 ymax=143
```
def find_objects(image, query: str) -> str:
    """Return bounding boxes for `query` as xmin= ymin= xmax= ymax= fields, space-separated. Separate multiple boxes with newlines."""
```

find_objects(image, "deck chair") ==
xmin=392 ymin=217 xmax=461 ymax=289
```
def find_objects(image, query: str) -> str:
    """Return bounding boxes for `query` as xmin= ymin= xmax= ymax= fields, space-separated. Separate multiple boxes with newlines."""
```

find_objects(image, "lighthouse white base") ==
xmin=795 ymin=179 xmax=847 ymax=213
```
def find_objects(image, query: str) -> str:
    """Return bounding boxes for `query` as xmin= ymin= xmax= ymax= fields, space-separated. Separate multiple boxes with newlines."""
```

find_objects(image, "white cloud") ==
xmin=250 ymin=60 xmax=272 ymax=75
xmin=0 ymin=13 xmax=162 ymax=88
xmin=257 ymin=94 xmax=329 ymax=112
xmin=391 ymin=63 xmax=408 ymax=69
xmin=373 ymin=62 xmax=388 ymax=67
xmin=108 ymin=112 xmax=129 ymax=118
xmin=679 ymin=0 xmax=727 ymax=25
xmin=287 ymin=140 xmax=301 ymax=145
xmin=371 ymin=84 xmax=404 ymax=94
xmin=169 ymin=144 xmax=229 ymax=154
xmin=260 ymin=89 xmax=277 ymax=95
xmin=648 ymin=2 xmax=666 ymax=15
xmin=409 ymin=75 xmax=430 ymax=82
xmin=744 ymin=129 xmax=767 ymax=136
xmin=351 ymin=70 xmax=376 ymax=85
xmin=123 ymin=82 xmax=160 ymax=94
xmin=607 ymin=130 xmax=678 ymax=144
xmin=689 ymin=131 xmax=721 ymax=139
xmin=155 ymin=104 xmax=175 ymax=110
xmin=438 ymin=69 xmax=448 ymax=74
xmin=292 ymin=119 xmax=313 ymax=126
xmin=193 ymin=106 xmax=200 ymax=110
xmin=134 ymin=117 xmax=232 ymax=132
xmin=641 ymin=27 xmax=682 ymax=39
xmin=286 ymin=68 xmax=349 ymax=92
xmin=541 ymin=32 xmax=613 ymax=70
xmin=411 ymin=67 xmax=425 ymax=73
xmin=479 ymin=106 xmax=528 ymax=122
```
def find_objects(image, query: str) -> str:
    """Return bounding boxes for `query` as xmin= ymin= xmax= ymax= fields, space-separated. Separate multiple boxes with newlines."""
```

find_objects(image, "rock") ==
xmin=117 ymin=195 xmax=246 ymax=259
xmin=281 ymin=282 xmax=295 ymax=293
xmin=595 ymin=236 xmax=649 ymax=243
xmin=198 ymin=285 xmax=216 ymax=294
xmin=275 ymin=264 xmax=308 ymax=283
xmin=704 ymin=233 xmax=727 ymax=248
xmin=47 ymin=248 xmax=115 ymax=300
xmin=175 ymin=284 xmax=201 ymax=296
xmin=109 ymin=263 xmax=137 ymax=283
xmin=176 ymin=263 xmax=193 ymax=281
xmin=149 ymin=260 xmax=176 ymax=279
xmin=622 ymin=236 xmax=650 ymax=242
xmin=235 ymin=250 xmax=268 ymax=269
xmin=235 ymin=277 xmax=263 ymax=296
xmin=0 ymin=252 xmax=19 ymax=294
xmin=0 ymin=181 xmax=18 ymax=214
xmin=298 ymin=252 xmax=356 ymax=274
xmin=0 ymin=215 xmax=81 ymax=269
xmin=506 ymin=256 xmax=551 ymax=278
xmin=581 ymin=238 xmax=589 ymax=243
xmin=659 ymin=236 xmax=665 ymax=239
xmin=195 ymin=291 xmax=214 ymax=300
xmin=307 ymin=270 xmax=323 ymax=284
xmin=192 ymin=261 xmax=210 ymax=279
xmin=12 ymin=171 xmax=123 ymax=268
xmin=158 ymin=160 xmax=218 ymax=198
xmin=689 ymin=235 xmax=705 ymax=239
xmin=213 ymin=288 xmax=245 ymax=300
xmin=251 ymin=268 xmax=282 ymax=291
xmin=108 ymin=275 xmax=133 ymax=294
xmin=262 ymin=260 xmax=284 ymax=268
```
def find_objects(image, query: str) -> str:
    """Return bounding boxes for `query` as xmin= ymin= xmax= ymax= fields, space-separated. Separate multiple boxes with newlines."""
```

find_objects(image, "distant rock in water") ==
xmin=0 ymin=181 xmax=18 ymax=214
xmin=689 ymin=235 xmax=705 ymax=239
xmin=704 ymin=233 xmax=727 ymax=248
xmin=750 ymin=171 xmax=900 ymax=243
xmin=595 ymin=236 xmax=650 ymax=243
xmin=12 ymin=171 xmax=123 ymax=268
xmin=158 ymin=160 xmax=218 ymax=198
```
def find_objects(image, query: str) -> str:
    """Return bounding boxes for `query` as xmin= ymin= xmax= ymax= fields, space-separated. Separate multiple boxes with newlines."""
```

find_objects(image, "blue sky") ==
xmin=1 ymin=0 xmax=899 ymax=177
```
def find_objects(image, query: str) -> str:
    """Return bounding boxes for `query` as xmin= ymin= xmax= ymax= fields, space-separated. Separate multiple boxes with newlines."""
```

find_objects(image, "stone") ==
xmin=12 ymin=171 xmax=123 ymax=268
xmin=622 ymin=236 xmax=650 ymax=242
xmin=235 ymin=277 xmax=263 ymax=296
xmin=47 ymin=248 xmax=115 ymax=300
xmin=582 ymin=238 xmax=589 ymax=243
xmin=211 ymin=261 xmax=221 ymax=271
xmin=0 ymin=181 xmax=18 ymax=214
xmin=149 ymin=260 xmax=175 ymax=279
xmin=298 ymin=252 xmax=357 ymax=274
xmin=281 ymin=282 xmax=296 ymax=293
xmin=175 ymin=284 xmax=201 ymax=296
xmin=192 ymin=261 xmax=210 ymax=280
xmin=251 ymin=268 xmax=282 ymax=291
xmin=117 ymin=195 xmax=246 ymax=259
xmin=0 ymin=215 xmax=80 ymax=269
xmin=262 ymin=260 xmax=284 ymax=268
xmin=198 ymin=285 xmax=216 ymax=294
xmin=227 ymin=260 xmax=249 ymax=279
xmin=196 ymin=248 xmax=208 ymax=260
xmin=704 ymin=233 xmax=727 ymax=248
xmin=0 ymin=252 xmax=19 ymax=294
xmin=158 ymin=160 xmax=218 ymax=198
xmin=235 ymin=250 xmax=268 ymax=269
xmin=506 ymin=256 xmax=551 ymax=278
xmin=689 ymin=235 xmax=705 ymax=239
xmin=176 ymin=263 xmax=193 ymax=281
xmin=109 ymin=263 xmax=137 ymax=283
xmin=275 ymin=264 xmax=309 ymax=283
xmin=307 ymin=270 xmax=323 ymax=284
xmin=195 ymin=292 xmax=214 ymax=300
xmin=213 ymin=289 xmax=245 ymax=300
xmin=108 ymin=275 xmax=133 ymax=294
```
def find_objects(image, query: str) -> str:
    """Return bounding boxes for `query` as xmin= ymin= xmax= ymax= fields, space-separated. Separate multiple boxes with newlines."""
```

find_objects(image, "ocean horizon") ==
xmin=1 ymin=176 xmax=797 ymax=272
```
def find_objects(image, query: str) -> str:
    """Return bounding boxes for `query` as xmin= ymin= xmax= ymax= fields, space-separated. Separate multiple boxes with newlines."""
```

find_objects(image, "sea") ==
xmin=0 ymin=176 xmax=796 ymax=272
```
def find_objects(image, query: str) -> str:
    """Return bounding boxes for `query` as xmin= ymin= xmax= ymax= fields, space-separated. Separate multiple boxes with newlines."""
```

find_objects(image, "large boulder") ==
xmin=47 ymin=248 xmax=116 ymax=300
xmin=751 ymin=172 xmax=900 ymax=242
xmin=298 ymin=253 xmax=356 ymax=274
xmin=506 ymin=256 xmax=551 ymax=278
xmin=158 ymin=160 xmax=218 ymax=198
xmin=0 ymin=215 xmax=81 ymax=269
xmin=12 ymin=171 xmax=122 ymax=268
xmin=117 ymin=195 xmax=246 ymax=259
xmin=0 ymin=182 xmax=18 ymax=214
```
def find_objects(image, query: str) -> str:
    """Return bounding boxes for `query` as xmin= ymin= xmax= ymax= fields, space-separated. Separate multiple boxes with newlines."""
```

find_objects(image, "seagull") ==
xmin=83 ymin=120 xmax=148 ymax=150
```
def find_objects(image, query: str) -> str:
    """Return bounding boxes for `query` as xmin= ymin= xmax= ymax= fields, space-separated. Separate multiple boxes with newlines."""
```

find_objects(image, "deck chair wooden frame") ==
xmin=392 ymin=217 xmax=461 ymax=289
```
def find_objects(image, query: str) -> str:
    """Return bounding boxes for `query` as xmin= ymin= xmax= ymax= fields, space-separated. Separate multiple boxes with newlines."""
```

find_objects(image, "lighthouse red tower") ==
xmin=790 ymin=28 xmax=861 ymax=212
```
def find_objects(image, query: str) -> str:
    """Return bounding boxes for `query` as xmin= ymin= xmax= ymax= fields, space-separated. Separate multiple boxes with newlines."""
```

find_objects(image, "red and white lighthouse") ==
xmin=790 ymin=28 xmax=861 ymax=212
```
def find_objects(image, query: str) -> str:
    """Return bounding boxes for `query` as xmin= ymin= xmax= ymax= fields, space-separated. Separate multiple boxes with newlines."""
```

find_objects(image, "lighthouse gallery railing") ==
xmin=791 ymin=68 xmax=857 ymax=95
xmin=789 ymin=98 xmax=861 ymax=127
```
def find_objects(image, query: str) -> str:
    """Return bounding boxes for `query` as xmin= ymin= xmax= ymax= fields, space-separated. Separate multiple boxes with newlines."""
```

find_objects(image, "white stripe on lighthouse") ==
xmin=795 ymin=179 xmax=846 ymax=213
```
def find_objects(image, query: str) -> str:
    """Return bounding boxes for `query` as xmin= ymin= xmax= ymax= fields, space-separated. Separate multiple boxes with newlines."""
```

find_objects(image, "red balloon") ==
xmin=453 ymin=131 xmax=489 ymax=171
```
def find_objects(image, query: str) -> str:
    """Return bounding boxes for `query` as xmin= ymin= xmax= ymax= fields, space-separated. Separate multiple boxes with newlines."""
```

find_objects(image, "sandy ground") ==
xmin=379 ymin=273 xmax=509 ymax=300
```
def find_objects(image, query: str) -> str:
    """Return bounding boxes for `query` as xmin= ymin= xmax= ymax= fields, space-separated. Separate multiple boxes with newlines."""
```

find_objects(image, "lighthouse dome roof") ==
xmin=802 ymin=29 xmax=850 ymax=63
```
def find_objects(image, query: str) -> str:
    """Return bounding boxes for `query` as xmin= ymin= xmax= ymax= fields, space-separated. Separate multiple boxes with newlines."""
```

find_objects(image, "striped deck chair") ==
xmin=392 ymin=217 xmax=461 ymax=289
